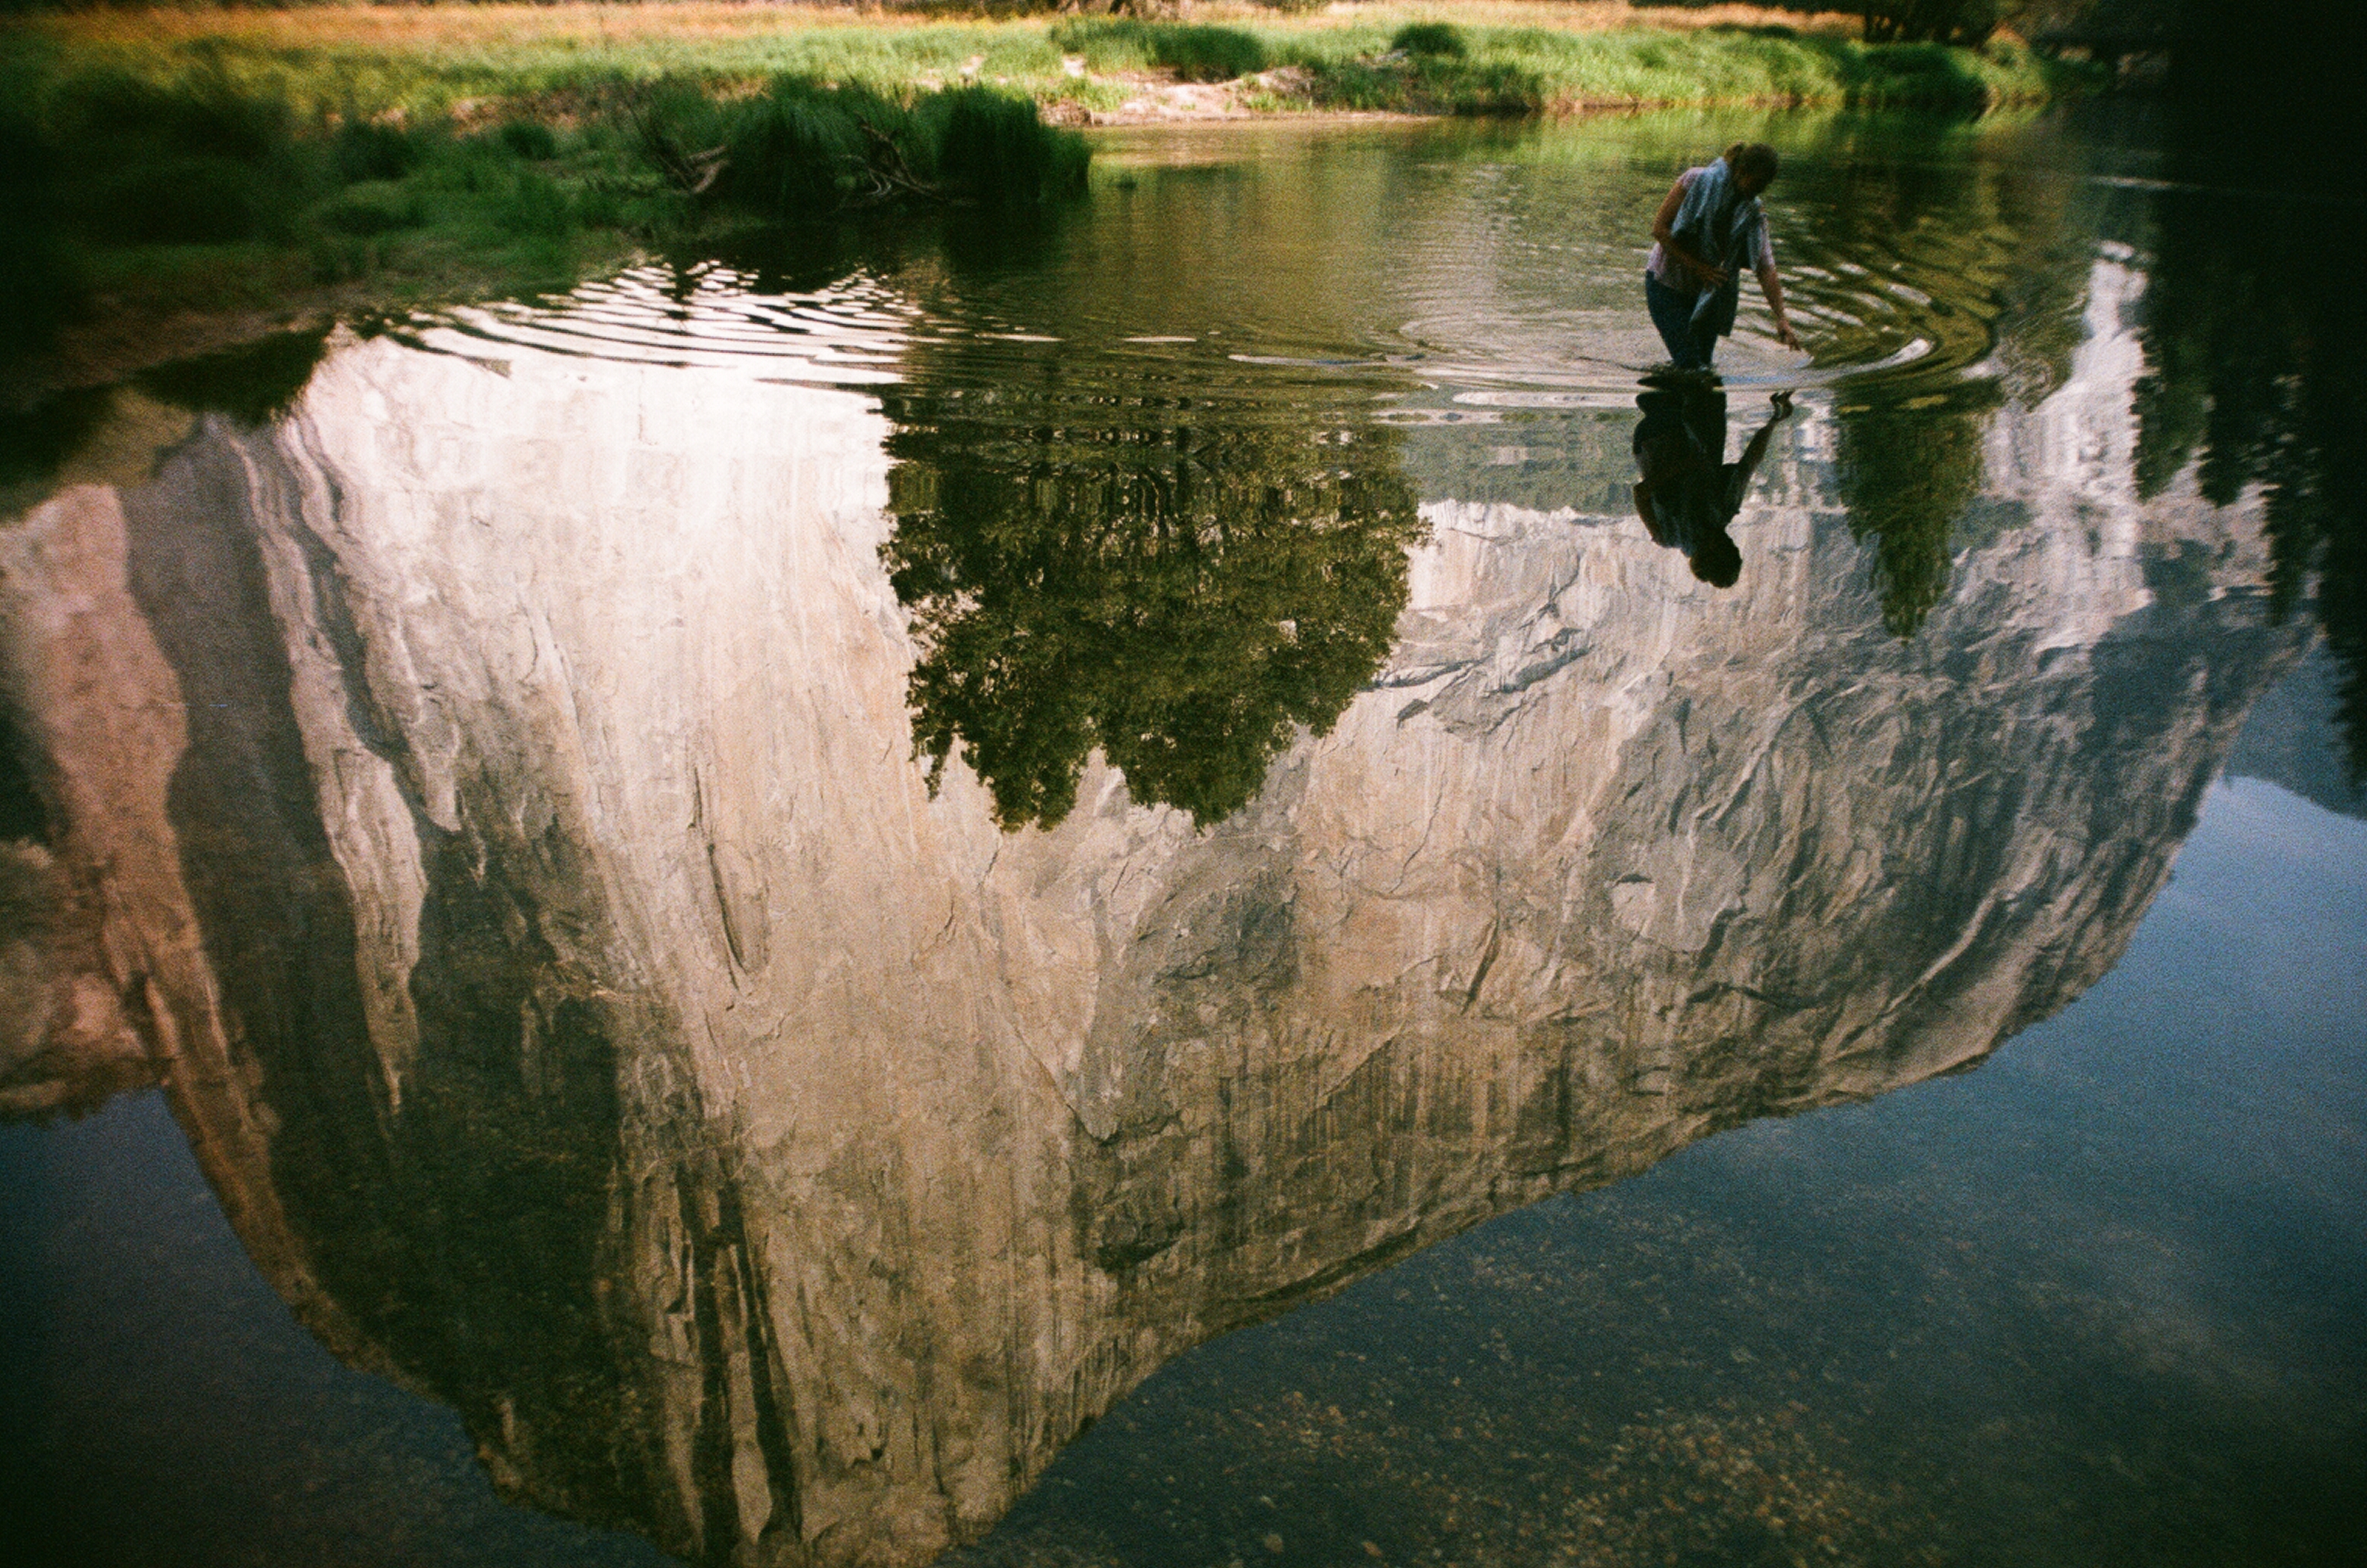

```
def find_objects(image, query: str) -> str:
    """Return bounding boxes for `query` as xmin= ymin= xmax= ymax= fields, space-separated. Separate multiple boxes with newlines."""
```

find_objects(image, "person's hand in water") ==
xmin=1754 ymin=259 xmax=1802 ymax=352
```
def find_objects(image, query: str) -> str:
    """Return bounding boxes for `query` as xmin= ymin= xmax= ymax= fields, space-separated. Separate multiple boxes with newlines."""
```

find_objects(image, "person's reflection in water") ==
xmin=1630 ymin=383 xmax=1792 ymax=587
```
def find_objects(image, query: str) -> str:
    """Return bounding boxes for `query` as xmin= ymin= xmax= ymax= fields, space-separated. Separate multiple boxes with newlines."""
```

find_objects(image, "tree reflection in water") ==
xmin=881 ymin=371 xmax=1424 ymax=830
xmin=2134 ymin=182 xmax=2366 ymax=783
xmin=1834 ymin=379 xmax=2002 ymax=637
xmin=1797 ymin=115 xmax=2083 ymax=641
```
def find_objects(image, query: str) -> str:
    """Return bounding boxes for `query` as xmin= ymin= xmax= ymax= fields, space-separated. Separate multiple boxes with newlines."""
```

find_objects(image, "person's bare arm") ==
xmin=1653 ymin=178 xmax=1729 ymax=286
xmin=1633 ymin=479 xmax=1659 ymax=528
xmin=1735 ymin=414 xmax=1777 ymax=478
xmin=1735 ymin=391 xmax=1793 ymax=480
xmin=1757 ymin=263 xmax=1803 ymax=351
xmin=1721 ymin=392 xmax=1793 ymax=511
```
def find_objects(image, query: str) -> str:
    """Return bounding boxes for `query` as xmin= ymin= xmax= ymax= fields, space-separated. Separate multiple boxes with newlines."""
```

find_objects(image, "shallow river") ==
xmin=2 ymin=106 xmax=2361 ymax=1568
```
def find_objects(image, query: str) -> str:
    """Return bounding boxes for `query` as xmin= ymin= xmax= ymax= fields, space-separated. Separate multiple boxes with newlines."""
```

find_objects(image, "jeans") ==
xmin=1645 ymin=272 xmax=1715 ymax=371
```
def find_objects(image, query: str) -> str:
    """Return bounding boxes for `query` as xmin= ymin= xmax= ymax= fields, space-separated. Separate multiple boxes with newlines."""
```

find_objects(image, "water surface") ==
xmin=2 ymin=105 xmax=2360 ymax=1567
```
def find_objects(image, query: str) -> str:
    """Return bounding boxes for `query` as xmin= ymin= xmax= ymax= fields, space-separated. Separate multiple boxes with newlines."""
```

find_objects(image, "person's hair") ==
xmin=1722 ymin=142 xmax=1779 ymax=188
xmin=1690 ymin=531 xmax=1743 ymax=589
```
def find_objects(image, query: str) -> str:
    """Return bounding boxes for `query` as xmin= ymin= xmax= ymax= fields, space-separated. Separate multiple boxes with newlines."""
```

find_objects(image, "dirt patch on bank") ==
xmin=1066 ymin=65 xmax=1322 ymax=125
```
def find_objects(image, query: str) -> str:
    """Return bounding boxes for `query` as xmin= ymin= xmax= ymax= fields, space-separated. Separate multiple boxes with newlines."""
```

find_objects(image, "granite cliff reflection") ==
xmin=2 ymin=309 xmax=2308 ymax=1568
xmin=0 ymin=141 xmax=2324 ymax=1566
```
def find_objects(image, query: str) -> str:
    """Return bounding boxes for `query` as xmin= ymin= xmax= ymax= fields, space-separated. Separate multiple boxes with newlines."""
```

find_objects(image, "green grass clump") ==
xmin=643 ymin=75 xmax=1088 ymax=216
xmin=47 ymin=70 xmax=307 ymax=245
xmin=316 ymin=179 xmax=424 ymax=238
xmin=918 ymin=83 xmax=1092 ymax=204
xmin=1051 ymin=20 xmax=1271 ymax=84
xmin=496 ymin=119 xmax=559 ymax=162
xmin=331 ymin=119 xmax=427 ymax=183
xmin=1390 ymin=23 xmax=1470 ymax=60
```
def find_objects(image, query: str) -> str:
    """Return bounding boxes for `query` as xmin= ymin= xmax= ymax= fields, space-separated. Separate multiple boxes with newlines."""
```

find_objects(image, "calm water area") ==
xmin=3 ymin=103 xmax=2362 ymax=1567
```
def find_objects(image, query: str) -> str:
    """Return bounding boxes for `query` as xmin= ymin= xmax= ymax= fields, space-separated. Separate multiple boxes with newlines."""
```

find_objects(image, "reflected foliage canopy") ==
xmin=2133 ymin=100 xmax=2367 ymax=782
xmin=1836 ymin=383 xmax=2000 ymax=637
xmin=881 ymin=380 xmax=1424 ymax=831
xmin=1815 ymin=125 xmax=2058 ymax=639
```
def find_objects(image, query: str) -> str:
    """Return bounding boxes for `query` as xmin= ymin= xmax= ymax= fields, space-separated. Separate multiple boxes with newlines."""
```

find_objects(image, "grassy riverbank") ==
xmin=0 ymin=60 xmax=1087 ymax=392
xmin=5 ymin=5 xmax=2096 ymax=122
xmin=0 ymin=5 xmax=2101 ymax=394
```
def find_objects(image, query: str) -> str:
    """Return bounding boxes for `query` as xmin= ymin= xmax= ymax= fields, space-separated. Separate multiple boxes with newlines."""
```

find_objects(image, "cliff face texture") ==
xmin=0 ymin=253 xmax=2306 ymax=1565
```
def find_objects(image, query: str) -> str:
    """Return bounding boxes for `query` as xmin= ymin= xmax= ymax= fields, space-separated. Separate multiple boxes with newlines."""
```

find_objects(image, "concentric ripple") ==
xmin=408 ymin=263 xmax=919 ymax=385
xmin=391 ymin=119 xmax=2101 ymax=433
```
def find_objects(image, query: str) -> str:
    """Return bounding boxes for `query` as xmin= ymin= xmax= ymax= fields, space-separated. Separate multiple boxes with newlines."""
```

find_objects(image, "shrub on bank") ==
xmin=918 ymin=83 xmax=1093 ymax=204
xmin=646 ymin=75 xmax=1090 ymax=215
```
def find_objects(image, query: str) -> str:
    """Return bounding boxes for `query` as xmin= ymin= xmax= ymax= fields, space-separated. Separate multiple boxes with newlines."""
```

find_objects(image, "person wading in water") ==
xmin=1645 ymin=142 xmax=1802 ymax=374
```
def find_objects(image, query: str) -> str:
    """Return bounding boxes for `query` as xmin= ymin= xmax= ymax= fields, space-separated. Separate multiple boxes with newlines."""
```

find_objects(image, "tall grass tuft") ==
xmin=1390 ymin=23 xmax=1470 ymax=60
xmin=0 ymin=99 xmax=86 ymax=364
xmin=915 ymin=86 xmax=1091 ymax=207
xmin=1051 ymin=19 xmax=1271 ymax=83
xmin=332 ymin=119 xmax=427 ymax=184
xmin=496 ymin=119 xmax=559 ymax=162
xmin=49 ymin=70 xmax=306 ymax=245
xmin=653 ymin=76 xmax=1087 ymax=217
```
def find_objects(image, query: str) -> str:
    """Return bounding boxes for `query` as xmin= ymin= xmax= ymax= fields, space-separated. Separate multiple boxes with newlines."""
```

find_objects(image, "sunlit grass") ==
xmin=6 ymin=4 xmax=1872 ymax=57
xmin=4 ymin=6 xmax=1078 ymax=122
xmin=3 ymin=5 xmax=2094 ymax=121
